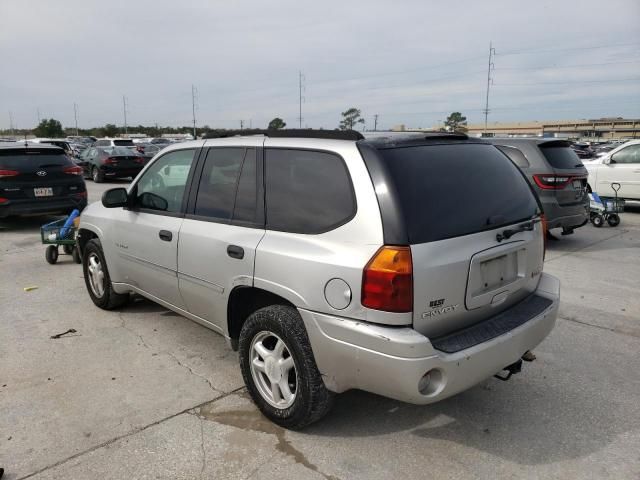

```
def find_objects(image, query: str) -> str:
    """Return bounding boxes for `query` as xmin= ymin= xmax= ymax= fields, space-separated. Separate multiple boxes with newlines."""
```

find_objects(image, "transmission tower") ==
xmin=483 ymin=41 xmax=496 ymax=135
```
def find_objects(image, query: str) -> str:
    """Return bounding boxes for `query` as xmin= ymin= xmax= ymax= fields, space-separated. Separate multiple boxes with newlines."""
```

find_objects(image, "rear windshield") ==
xmin=0 ymin=149 xmax=72 ymax=169
xmin=539 ymin=143 xmax=583 ymax=169
xmin=114 ymin=139 xmax=134 ymax=146
xmin=378 ymin=143 xmax=539 ymax=244
xmin=109 ymin=147 xmax=136 ymax=156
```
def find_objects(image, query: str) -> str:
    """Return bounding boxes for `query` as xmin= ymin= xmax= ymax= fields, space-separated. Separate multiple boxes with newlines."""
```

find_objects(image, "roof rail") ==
xmin=202 ymin=129 xmax=364 ymax=141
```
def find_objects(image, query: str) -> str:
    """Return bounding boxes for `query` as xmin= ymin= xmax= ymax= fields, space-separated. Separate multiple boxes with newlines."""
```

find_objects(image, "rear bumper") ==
xmin=300 ymin=272 xmax=559 ymax=405
xmin=0 ymin=196 xmax=87 ymax=218
xmin=542 ymin=199 xmax=589 ymax=230
xmin=100 ymin=166 xmax=143 ymax=178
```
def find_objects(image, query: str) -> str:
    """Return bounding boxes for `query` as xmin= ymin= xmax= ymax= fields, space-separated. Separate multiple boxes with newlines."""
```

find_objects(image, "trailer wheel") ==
xmin=607 ymin=214 xmax=620 ymax=227
xmin=46 ymin=245 xmax=59 ymax=264
xmin=591 ymin=215 xmax=604 ymax=228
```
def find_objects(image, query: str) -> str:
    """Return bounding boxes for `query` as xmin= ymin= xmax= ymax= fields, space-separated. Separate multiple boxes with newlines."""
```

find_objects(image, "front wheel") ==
xmin=45 ymin=245 xmax=58 ymax=264
xmin=82 ymin=239 xmax=128 ymax=309
xmin=591 ymin=215 xmax=604 ymax=228
xmin=607 ymin=214 xmax=620 ymax=227
xmin=239 ymin=305 xmax=334 ymax=429
xmin=92 ymin=166 xmax=104 ymax=183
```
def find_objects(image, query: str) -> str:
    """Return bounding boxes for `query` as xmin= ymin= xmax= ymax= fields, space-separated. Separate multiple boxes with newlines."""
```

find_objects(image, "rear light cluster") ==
xmin=104 ymin=158 xmax=117 ymax=165
xmin=532 ymin=174 xmax=573 ymax=189
xmin=63 ymin=166 xmax=83 ymax=175
xmin=0 ymin=169 xmax=19 ymax=178
xmin=134 ymin=157 xmax=145 ymax=164
xmin=362 ymin=246 xmax=413 ymax=313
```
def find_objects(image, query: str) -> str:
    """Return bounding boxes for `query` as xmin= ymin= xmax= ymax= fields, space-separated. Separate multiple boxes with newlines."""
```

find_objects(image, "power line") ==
xmin=496 ymin=59 xmax=640 ymax=71
xmin=498 ymin=41 xmax=640 ymax=57
xmin=497 ymin=77 xmax=640 ymax=87
xmin=483 ymin=41 xmax=496 ymax=134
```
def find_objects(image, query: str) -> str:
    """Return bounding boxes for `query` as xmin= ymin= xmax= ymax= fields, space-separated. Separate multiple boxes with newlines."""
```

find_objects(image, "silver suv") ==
xmin=77 ymin=130 xmax=560 ymax=428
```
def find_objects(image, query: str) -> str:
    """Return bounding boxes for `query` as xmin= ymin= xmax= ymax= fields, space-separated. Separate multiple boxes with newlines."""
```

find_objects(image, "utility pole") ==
xmin=9 ymin=111 xmax=15 ymax=135
xmin=37 ymin=108 xmax=41 ymax=123
xmin=122 ymin=95 xmax=128 ymax=136
xmin=373 ymin=114 xmax=379 ymax=131
xmin=73 ymin=103 xmax=79 ymax=136
xmin=240 ymin=120 xmax=244 ymax=130
xmin=483 ymin=41 xmax=496 ymax=135
xmin=191 ymin=84 xmax=198 ymax=139
xmin=298 ymin=71 xmax=305 ymax=128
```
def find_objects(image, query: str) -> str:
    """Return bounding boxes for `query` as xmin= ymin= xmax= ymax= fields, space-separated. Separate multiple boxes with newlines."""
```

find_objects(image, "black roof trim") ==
xmin=361 ymin=132 xmax=488 ymax=149
xmin=203 ymin=129 xmax=364 ymax=141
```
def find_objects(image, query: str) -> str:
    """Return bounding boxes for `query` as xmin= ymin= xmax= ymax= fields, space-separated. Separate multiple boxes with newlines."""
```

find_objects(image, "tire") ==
xmin=72 ymin=247 xmax=82 ymax=264
xmin=45 ymin=245 xmax=58 ymax=264
xmin=607 ymin=214 xmax=620 ymax=227
xmin=82 ymin=239 xmax=128 ymax=309
xmin=92 ymin=166 xmax=104 ymax=183
xmin=239 ymin=305 xmax=334 ymax=429
xmin=591 ymin=215 xmax=604 ymax=228
xmin=63 ymin=244 xmax=73 ymax=255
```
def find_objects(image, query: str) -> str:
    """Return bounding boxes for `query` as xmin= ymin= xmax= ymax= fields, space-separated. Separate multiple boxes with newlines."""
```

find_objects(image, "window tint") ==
xmin=194 ymin=148 xmax=246 ymax=220
xmin=539 ymin=143 xmax=583 ymax=169
xmin=378 ymin=144 xmax=539 ymax=244
xmin=135 ymin=149 xmax=195 ymax=213
xmin=233 ymin=149 xmax=258 ymax=223
xmin=94 ymin=140 xmax=106 ymax=146
xmin=114 ymin=139 xmax=134 ymax=146
xmin=495 ymin=145 xmax=530 ymax=168
xmin=265 ymin=149 xmax=355 ymax=234
xmin=611 ymin=145 xmax=640 ymax=164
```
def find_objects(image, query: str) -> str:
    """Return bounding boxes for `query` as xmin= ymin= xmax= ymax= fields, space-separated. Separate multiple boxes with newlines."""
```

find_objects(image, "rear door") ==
xmin=538 ymin=141 xmax=588 ymax=207
xmin=376 ymin=143 xmax=543 ymax=338
xmin=0 ymin=148 xmax=85 ymax=203
xmin=178 ymin=140 xmax=265 ymax=329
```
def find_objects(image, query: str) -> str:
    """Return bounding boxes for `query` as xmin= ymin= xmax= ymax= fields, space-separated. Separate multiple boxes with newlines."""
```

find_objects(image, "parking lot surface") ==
xmin=1 ymin=181 xmax=639 ymax=480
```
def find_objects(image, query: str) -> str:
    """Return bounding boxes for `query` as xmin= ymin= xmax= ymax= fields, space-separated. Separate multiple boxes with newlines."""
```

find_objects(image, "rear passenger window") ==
xmin=265 ymin=149 xmax=355 ymax=234
xmin=495 ymin=145 xmax=530 ymax=168
xmin=194 ymin=148 xmax=246 ymax=220
xmin=233 ymin=150 xmax=258 ymax=223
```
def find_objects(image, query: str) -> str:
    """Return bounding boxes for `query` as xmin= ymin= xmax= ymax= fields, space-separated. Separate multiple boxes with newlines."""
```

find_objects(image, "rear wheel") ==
xmin=239 ymin=305 xmax=334 ymax=429
xmin=45 ymin=245 xmax=58 ymax=264
xmin=82 ymin=239 xmax=128 ymax=309
xmin=92 ymin=166 xmax=104 ymax=183
xmin=607 ymin=214 xmax=620 ymax=227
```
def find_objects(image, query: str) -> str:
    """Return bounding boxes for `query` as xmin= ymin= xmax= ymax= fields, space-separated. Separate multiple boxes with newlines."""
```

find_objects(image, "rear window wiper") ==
xmin=496 ymin=218 xmax=541 ymax=242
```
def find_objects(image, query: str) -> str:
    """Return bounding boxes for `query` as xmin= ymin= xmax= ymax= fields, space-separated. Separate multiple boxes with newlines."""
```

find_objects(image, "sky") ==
xmin=0 ymin=0 xmax=639 ymax=131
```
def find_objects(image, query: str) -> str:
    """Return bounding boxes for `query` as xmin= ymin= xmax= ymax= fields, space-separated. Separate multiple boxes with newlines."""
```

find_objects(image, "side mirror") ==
xmin=102 ymin=188 xmax=129 ymax=208
xmin=163 ymin=165 xmax=171 ymax=175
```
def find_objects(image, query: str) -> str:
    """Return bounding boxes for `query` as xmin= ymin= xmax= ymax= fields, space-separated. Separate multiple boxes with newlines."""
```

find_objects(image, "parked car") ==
xmin=0 ymin=142 xmax=86 ymax=217
xmin=571 ymin=143 xmax=595 ymax=159
xmin=584 ymin=140 xmax=640 ymax=201
xmin=488 ymin=138 xmax=589 ymax=235
xmin=135 ymin=142 xmax=165 ymax=161
xmin=77 ymin=130 xmax=559 ymax=428
xmin=28 ymin=138 xmax=75 ymax=158
xmin=149 ymin=137 xmax=173 ymax=145
xmin=78 ymin=146 xmax=145 ymax=183
xmin=93 ymin=138 xmax=136 ymax=149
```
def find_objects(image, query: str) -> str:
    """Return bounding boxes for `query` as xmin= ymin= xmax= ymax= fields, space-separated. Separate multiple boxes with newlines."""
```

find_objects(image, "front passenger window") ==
xmin=611 ymin=145 xmax=640 ymax=164
xmin=135 ymin=149 xmax=195 ymax=213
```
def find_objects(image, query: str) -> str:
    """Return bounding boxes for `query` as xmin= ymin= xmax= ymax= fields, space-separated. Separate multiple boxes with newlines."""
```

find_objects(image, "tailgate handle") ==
xmin=159 ymin=230 xmax=173 ymax=242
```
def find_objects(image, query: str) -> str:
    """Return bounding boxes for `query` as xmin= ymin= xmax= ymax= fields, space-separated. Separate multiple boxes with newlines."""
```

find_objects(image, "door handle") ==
xmin=159 ymin=230 xmax=173 ymax=242
xmin=227 ymin=245 xmax=244 ymax=259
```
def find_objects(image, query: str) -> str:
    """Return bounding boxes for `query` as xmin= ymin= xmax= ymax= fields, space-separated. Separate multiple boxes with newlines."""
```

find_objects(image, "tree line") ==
xmin=0 ymin=111 xmax=467 ymax=138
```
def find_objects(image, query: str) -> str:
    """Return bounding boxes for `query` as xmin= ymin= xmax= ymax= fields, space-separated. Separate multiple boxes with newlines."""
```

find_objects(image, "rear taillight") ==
xmin=362 ymin=246 xmax=413 ymax=313
xmin=0 ymin=169 xmax=19 ymax=178
xmin=103 ymin=158 xmax=117 ymax=165
xmin=533 ymin=174 xmax=572 ymax=190
xmin=541 ymin=214 xmax=548 ymax=260
xmin=134 ymin=157 xmax=145 ymax=164
xmin=63 ymin=166 xmax=83 ymax=175
xmin=136 ymin=146 xmax=144 ymax=153
xmin=0 ymin=197 xmax=8 ymax=204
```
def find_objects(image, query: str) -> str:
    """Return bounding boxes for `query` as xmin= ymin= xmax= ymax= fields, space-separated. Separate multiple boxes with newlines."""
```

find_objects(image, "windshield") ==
xmin=378 ymin=143 xmax=539 ymax=244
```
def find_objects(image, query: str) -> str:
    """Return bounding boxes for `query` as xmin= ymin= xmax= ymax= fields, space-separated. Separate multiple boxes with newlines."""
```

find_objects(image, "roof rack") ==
xmin=202 ymin=129 xmax=364 ymax=141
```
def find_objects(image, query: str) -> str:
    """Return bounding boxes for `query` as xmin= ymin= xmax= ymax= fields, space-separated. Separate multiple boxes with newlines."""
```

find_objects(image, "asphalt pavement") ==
xmin=1 ymin=181 xmax=639 ymax=480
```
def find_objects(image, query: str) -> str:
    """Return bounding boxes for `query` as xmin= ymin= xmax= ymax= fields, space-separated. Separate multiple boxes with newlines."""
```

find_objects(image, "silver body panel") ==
xmin=79 ymin=135 xmax=560 ymax=405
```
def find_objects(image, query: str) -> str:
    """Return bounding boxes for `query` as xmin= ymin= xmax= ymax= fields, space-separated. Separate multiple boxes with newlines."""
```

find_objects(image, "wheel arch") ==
xmin=227 ymin=286 xmax=296 ymax=351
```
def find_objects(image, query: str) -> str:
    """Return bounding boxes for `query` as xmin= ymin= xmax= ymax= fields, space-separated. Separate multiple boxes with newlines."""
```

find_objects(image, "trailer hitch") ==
xmin=494 ymin=359 xmax=523 ymax=382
